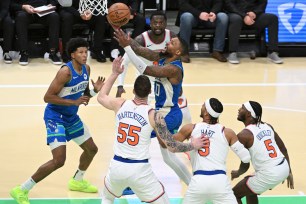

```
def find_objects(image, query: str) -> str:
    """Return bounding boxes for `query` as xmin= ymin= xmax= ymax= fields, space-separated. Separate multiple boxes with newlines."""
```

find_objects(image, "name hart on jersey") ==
xmin=256 ymin=130 xmax=272 ymax=140
xmin=70 ymin=82 xmax=88 ymax=94
xmin=201 ymin=129 xmax=215 ymax=137
xmin=117 ymin=111 xmax=148 ymax=126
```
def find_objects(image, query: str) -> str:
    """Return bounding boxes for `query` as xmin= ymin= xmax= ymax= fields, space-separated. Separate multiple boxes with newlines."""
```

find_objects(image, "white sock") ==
xmin=21 ymin=178 xmax=36 ymax=191
xmin=73 ymin=169 xmax=85 ymax=181
xmin=111 ymin=49 xmax=120 ymax=59
xmin=160 ymin=146 xmax=191 ymax=185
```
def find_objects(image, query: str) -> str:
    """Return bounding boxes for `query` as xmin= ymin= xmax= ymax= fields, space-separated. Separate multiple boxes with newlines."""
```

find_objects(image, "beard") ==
xmin=237 ymin=113 xmax=245 ymax=122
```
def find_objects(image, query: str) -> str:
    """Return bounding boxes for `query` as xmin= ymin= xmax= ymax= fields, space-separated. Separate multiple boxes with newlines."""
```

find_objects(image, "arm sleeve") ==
xmin=117 ymin=53 xmax=130 ymax=86
xmin=231 ymin=141 xmax=251 ymax=163
xmin=124 ymin=46 xmax=147 ymax=74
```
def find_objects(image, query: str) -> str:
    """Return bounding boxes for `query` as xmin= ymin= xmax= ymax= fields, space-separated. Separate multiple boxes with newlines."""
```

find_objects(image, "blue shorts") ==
xmin=44 ymin=114 xmax=84 ymax=145
xmin=151 ymin=108 xmax=182 ymax=138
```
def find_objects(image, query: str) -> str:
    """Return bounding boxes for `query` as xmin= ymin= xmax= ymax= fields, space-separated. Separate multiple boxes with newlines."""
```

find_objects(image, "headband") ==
xmin=243 ymin=102 xmax=256 ymax=118
xmin=205 ymin=98 xmax=221 ymax=118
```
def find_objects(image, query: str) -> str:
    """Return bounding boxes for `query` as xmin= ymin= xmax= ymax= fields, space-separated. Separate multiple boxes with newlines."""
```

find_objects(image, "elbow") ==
xmin=97 ymin=95 xmax=106 ymax=105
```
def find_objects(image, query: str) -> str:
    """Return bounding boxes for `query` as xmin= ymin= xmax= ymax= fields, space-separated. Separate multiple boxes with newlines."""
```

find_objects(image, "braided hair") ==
xmin=249 ymin=101 xmax=262 ymax=126
xmin=209 ymin=98 xmax=223 ymax=124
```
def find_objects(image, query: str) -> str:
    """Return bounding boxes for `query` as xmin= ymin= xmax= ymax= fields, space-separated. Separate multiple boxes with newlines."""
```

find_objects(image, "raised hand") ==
xmin=112 ymin=56 xmax=125 ymax=75
xmin=113 ymin=29 xmax=131 ymax=48
xmin=91 ymin=76 xmax=105 ymax=93
xmin=191 ymin=135 xmax=210 ymax=150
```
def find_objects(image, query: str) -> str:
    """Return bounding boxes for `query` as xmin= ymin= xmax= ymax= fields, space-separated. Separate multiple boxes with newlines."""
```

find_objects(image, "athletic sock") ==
xmin=21 ymin=178 xmax=36 ymax=191
xmin=73 ymin=169 xmax=85 ymax=181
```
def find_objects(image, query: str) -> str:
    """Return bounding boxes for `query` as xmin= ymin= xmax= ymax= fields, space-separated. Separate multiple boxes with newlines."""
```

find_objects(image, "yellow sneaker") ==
xmin=10 ymin=185 xmax=30 ymax=204
xmin=68 ymin=178 xmax=98 ymax=193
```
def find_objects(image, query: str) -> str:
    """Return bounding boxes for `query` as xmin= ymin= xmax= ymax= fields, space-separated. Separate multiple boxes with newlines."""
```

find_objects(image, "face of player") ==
xmin=237 ymin=105 xmax=247 ymax=122
xmin=165 ymin=38 xmax=182 ymax=57
xmin=71 ymin=47 xmax=88 ymax=65
xmin=150 ymin=15 xmax=167 ymax=36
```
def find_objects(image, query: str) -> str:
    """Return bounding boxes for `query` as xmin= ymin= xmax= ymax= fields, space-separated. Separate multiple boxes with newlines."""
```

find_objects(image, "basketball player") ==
xmin=114 ymin=29 xmax=193 ymax=186
xmin=10 ymin=38 xmax=105 ymax=204
xmin=116 ymin=10 xmax=192 ymax=125
xmin=231 ymin=101 xmax=294 ymax=204
xmin=97 ymin=57 xmax=208 ymax=204
xmin=155 ymin=98 xmax=251 ymax=204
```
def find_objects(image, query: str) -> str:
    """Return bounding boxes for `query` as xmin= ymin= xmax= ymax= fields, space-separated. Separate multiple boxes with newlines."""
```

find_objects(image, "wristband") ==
xmin=90 ymin=89 xmax=97 ymax=97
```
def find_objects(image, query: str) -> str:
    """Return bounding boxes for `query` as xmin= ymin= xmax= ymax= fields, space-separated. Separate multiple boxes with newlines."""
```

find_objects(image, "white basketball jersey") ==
xmin=246 ymin=123 xmax=284 ymax=170
xmin=141 ymin=29 xmax=172 ymax=65
xmin=190 ymin=123 xmax=229 ymax=172
xmin=114 ymin=100 xmax=154 ymax=160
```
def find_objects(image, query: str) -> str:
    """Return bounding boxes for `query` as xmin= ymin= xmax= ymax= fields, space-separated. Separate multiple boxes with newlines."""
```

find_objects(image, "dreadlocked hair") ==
xmin=209 ymin=98 xmax=223 ymax=124
xmin=249 ymin=101 xmax=262 ymax=126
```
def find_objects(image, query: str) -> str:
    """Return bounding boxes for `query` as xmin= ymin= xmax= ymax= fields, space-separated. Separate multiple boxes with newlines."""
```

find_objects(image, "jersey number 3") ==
xmin=117 ymin=122 xmax=141 ymax=146
xmin=198 ymin=137 xmax=210 ymax=157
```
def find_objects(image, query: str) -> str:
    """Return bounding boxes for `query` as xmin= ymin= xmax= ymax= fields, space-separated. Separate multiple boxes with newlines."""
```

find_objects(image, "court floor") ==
xmin=0 ymin=56 xmax=306 ymax=203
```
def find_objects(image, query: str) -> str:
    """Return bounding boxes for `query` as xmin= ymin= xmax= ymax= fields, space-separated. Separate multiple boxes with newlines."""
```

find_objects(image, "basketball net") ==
xmin=79 ymin=0 xmax=108 ymax=16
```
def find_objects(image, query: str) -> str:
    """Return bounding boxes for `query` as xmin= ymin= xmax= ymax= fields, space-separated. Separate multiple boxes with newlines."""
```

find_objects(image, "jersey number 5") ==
xmin=117 ymin=122 xmax=141 ymax=146
xmin=264 ymin=139 xmax=277 ymax=158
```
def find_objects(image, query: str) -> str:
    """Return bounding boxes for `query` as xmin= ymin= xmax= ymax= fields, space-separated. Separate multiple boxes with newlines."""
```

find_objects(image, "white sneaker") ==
xmin=228 ymin=52 xmax=240 ymax=64
xmin=267 ymin=52 xmax=283 ymax=64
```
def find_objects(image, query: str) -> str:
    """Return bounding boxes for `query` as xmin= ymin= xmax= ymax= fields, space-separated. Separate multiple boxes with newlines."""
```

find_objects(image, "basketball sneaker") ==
xmin=68 ymin=178 xmax=98 ymax=193
xmin=10 ymin=185 xmax=30 ymax=204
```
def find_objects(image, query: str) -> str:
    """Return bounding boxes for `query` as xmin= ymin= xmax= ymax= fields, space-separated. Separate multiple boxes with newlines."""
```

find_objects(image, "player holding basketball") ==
xmin=10 ymin=38 xmax=105 ymax=204
xmin=114 ymin=29 xmax=193 ymax=186
xmin=155 ymin=98 xmax=251 ymax=204
xmin=97 ymin=57 xmax=208 ymax=204
xmin=231 ymin=101 xmax=294 ymax=204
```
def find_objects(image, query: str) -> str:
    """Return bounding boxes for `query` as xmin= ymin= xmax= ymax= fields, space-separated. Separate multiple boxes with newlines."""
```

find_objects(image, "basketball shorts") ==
xmin=151 ymin=107 xmax=182 ymax=138
xmin=183 ymin=174 xmax=237 ymax=204
xmin=44 ymin=114 xmax=91 ymax=149
xmin=246 ymin=159 xmax=290 ymax=194
xmin=103 ymin=159 xmax=165 ymax=202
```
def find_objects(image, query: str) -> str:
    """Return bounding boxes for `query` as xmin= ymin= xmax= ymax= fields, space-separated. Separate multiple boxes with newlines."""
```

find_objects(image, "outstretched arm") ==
xmin=97 ymin=57 xmax=125 ymax=112
xmin=114 ymin=29 xmax=160 ymax=61
xmin=153 ymin=112 xmax=208 ymax=152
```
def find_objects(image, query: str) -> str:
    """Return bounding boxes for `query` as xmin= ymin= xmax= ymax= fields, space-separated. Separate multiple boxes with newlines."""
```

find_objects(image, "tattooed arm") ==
xmin=153 ymin=111 xmax=207 ymax=153
xmin=114 ymin=29 xmax=161 ymax=61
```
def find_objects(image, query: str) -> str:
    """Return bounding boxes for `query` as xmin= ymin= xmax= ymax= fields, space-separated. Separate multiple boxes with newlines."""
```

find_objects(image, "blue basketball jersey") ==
xmin=45 ymin=61 xmax=89 ymax=118
xmin=154 ymin=58 xmax=184 ymax=110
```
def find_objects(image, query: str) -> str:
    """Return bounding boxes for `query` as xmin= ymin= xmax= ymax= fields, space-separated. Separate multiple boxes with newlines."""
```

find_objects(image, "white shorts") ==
xmin=49 ymin=124 xmax=91 ymax=150
xmin=183 ymin=174 xmax=237 ymax=204
xmin=104 ymin=159 xmax=165 ymax=202
xmin=247 ymin=159 xmax=289 ymax=194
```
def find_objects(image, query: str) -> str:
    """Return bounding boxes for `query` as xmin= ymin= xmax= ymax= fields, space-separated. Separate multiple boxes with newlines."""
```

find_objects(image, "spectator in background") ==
xmin=0 ymin=0 xmax=14 ymax=64
xmin=10 ymin=0 xmax=61 ymax=66
xmin=176 ymin=0 xmax=228 ymax=63
xmin=108 ymin=0 xmax=146 ymax=62
xmin=59 ymin=0 xmax=107 ymax=63
xmin=225 ymin=0 xmax=283 ymax=64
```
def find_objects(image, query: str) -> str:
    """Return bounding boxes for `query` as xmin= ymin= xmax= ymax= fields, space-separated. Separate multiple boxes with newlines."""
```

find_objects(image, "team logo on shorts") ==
xmin=47 ymin=120 xmax=58 ymax=133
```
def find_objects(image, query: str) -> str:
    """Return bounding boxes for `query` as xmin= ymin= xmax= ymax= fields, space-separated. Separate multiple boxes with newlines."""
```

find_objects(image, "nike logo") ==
xmin=73 ymin=76 xmax=78 ymax=79
xmin=278 ymin=3 xmax=306 ymax=34
xmin=147 ymin=44 xmax=153 ymax=47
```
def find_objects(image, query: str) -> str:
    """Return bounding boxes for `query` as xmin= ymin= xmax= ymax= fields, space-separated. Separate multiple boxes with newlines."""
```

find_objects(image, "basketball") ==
xmin=107 ymin=3 xmax=130 ymax=28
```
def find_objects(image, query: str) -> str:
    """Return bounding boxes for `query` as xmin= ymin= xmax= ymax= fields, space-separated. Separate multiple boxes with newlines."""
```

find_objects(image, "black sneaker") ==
xmin=19 ymin=51 xmax=29 ymax=66
xmin=92 ymin=50 xmax=106 ymax=63
xmin=49 ymin=51 xmax=62 ymax=65
xmin=3 ymin=52 xmax=12 ymax=64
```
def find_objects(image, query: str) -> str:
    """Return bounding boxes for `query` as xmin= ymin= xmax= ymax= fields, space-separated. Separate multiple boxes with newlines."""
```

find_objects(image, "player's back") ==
xmin=113 ymin=100 xmax=154 ymax=160
xmin=246 ymin=123 xmax=285 ymax=170
xmin=190 ymin=122 xmax=229 ymax=172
